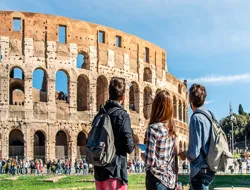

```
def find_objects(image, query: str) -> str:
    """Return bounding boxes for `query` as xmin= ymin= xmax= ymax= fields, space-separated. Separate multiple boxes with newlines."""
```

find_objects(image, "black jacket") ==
xmin=94 ymin=100 xmax=134 ymax=184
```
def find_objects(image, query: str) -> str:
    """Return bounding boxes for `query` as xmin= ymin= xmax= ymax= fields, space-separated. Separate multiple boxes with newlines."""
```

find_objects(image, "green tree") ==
xmin=238 ymin=104 xmax=245 ymax=115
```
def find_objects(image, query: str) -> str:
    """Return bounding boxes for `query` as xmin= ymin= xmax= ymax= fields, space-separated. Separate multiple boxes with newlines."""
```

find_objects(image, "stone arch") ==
xmin=55 ymin=130 xmax=69 ymax=159
xmin=55 ymin=69 xmax=70 ymax=103
xmin=143 ymin=67 xmax=152 ymax=83
xmin=77 ymin=131 xmax=87 ymax=159
xmin=179 ymin=100 xmax=182 ymax=121
xmin=76 ymin=52 xmax=90 ymax=70
xmin=34 ymin=130 xmax=46 ymax=162
xmin=143 ymin=87 xmax=152 ymax=119
xmin=32 ymin=68 xmax=48 ymax=102
xmin=9 ymin=129 xmax=24 ymax=159
xmin=178 ymin=84 xmax=182 ymax=94
xmin=77 ymin=74 xmax=89 ymax=111
xmin=173 ymin=96 xmax=177 ymax=119
xmin=129 ymin=82 xmax=139 ymax=113
xmin=179 ymin=141 xmax=183 ymax=152
xmin=183 ymin=103 xmax=186 ymax=123
xmin=96 ymin=75 xmax=108 ymax=111
xmin=131 ymin=135 xmax=139 ymax=160
xmin=184 ymin=141 xmax=187 ymax=151
xmin=9 ymin=67 xmax=25 ymax=105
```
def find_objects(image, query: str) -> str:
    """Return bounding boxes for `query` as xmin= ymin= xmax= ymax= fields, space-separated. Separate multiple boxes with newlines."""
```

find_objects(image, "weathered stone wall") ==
xmin=0 ymin=11 xmax=188 ymax=161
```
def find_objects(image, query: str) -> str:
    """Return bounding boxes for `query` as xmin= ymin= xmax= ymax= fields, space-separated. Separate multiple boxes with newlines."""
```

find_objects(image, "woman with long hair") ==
xmin=144 ymin=90 xmax=178 ymax=190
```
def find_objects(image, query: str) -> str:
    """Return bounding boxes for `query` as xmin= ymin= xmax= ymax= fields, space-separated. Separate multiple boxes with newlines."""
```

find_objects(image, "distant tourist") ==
xmin=90 ymin=77 xmax=135 ymax=190
xmin=179 ymin=84 xmax=215 ymax=190
xmin=144 ymin=90 xmax=178 ymax=190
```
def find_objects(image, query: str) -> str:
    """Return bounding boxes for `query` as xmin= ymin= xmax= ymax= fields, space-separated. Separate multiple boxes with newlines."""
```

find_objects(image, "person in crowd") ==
xmin=179 ymin=84 xmax=215 ymax=190
xmin=144 ymin=90 xmax=178 ymax=190
xmin=238 ymin=159 xmax=243 ymax=174
xmin=94 ymin=77 xmax=134 ymax=190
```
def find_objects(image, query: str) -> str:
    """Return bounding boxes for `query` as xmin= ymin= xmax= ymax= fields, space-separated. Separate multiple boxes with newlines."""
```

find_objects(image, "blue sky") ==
xmin=3 ymin=0 xmax=250 ymax=121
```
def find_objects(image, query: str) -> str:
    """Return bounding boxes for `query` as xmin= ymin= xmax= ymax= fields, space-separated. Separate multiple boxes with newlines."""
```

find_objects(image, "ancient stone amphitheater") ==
xmin=0 ymin=11 xmax=188 ymax=162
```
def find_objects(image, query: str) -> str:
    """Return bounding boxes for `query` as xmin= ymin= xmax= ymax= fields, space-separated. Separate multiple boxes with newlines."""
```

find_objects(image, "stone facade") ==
xmin=0 ymin=11 xmax=188 ymax=162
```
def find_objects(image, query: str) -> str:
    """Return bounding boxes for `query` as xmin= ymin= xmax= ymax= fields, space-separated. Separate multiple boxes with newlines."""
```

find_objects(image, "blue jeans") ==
xmin=190 ymin=168 xmax=215 ymax=190
xmin=146 ymin=170 xmax=173 ymax=190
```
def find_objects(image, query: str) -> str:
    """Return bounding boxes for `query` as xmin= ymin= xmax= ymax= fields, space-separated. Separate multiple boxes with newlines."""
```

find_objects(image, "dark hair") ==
xmin=189 ymin=83 xmax=207 ymax=108
xmin=109 ymin=77 xmax=125 ymax=101
xmin=149 ymin=90 xmax=176 ymax=136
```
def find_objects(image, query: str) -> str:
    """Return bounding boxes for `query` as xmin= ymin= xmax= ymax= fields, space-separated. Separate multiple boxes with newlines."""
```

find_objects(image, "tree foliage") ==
xmin=238 ymin=104 xmax=246 ymax=115
xmin=220 ymin=104 xmax=250 ymax=143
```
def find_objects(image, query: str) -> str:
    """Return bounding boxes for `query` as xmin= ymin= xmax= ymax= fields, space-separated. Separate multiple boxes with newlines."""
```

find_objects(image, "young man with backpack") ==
xmin=87 ymin=77 xmax=134 ymax=190
xmin=179 ymin=84 xmax=232 ymax=190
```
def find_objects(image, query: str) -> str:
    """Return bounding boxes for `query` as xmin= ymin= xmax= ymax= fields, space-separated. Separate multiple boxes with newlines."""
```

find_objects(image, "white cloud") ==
xmin=204 ymin=100 xmax=215 ymax=105
xmin=184 ymin=73 xmax=250 ymax=85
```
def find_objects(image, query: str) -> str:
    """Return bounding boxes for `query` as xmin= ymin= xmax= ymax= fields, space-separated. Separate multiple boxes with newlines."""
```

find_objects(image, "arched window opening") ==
xmin=55 ymin=131 xmax=68 ymax=159
xmin=76 ymin=52 xmax=90 ymax=70
xmin=129 ymin=82 xmax=139 ymax=113
xmin=32 ymin=68 xmax=48 ymax=102
xmin=9 ymin=129 xmax=24 ymax=159
xmin=9 ymin=67 xmax=25 ymax=105
xmin=77 ymin=132 xmax=87 ymax=159
xmin=96 ymin=76 xmax=108 ymax=111
xmin=77 ymin=75 xmax=89 ymax=111
xmin=173 ymin=96 xmax=177 ymax=119
xmin=34 ymin=131 xmax=46 ymax=162
xmin=178 ymin=84 xmax=182 ymax=94
xmin=179 ymin=141 xmax=183 ymax=153
xmin=143 ymin=68 xmax=152 ymax=83
xmin=55 ymin=70 xmax=69 ymax=104
xmin=143 ymin=87 xmax=152 ymax=119
xmin=179 ymin=100 xmax=183 ymax=121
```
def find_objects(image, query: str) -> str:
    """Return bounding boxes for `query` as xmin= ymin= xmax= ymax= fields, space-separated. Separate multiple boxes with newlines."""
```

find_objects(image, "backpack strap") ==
xmin=107 ymin=107 xmax=122 ymax=115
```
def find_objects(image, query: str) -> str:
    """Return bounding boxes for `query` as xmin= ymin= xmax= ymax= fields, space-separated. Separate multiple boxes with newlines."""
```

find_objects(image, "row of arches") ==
xmin=9 ymin=66 xmax=187 ymax=120
xmin=173 ymin=96 xmax=188 ymax=123
xmin=9 ymin=129 xmax=87 ymax=161
xmin=8 ymin=129 xmax=139 ymax=161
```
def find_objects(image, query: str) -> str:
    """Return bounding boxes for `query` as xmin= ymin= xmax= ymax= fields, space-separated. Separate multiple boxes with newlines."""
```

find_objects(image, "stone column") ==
xmin=69 ymin=80 xmax=77 ymax=120
xmin=48 ymin=124 xmax=56 ymax=160
xmin=0 ymin=37 xmax=10 ymax=120
xmin=24 ymin=38 xmax=34 ymax=63
xmin=89 ymin=46 xmax=98 ymax=118
xmin=47 ymin=79 xmax=56 ymax=121
xmin=24 ymin=76 xmax=33 ymax=120
xmin=89 ymin=46 xmax=97 ymax=72
xmin=124 ymin=81 xmax=130 ymax=113
xmin=24 ymin=122 xmax=33 ymax=160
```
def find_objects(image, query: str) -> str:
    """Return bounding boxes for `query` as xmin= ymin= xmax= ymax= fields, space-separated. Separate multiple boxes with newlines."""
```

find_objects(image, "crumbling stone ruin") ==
xmin=0 ymin=11 xmax=188 ymax=162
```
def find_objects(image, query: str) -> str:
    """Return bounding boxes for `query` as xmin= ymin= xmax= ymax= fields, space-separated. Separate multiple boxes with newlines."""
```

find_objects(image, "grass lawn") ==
xmin=0 ymin=174 xmax=249 ymax=190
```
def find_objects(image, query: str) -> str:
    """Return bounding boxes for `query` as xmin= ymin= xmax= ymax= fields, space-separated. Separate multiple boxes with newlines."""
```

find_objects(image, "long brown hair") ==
xmin=149 ymin=90 xmax=176 ymax=136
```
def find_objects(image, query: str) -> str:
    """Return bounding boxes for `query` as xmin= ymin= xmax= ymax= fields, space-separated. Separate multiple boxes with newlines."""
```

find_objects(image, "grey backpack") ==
xmin=86 ymin=106 xmax=119 ymax=167
xmin=193 ymin=110 xmax=234 ymax=172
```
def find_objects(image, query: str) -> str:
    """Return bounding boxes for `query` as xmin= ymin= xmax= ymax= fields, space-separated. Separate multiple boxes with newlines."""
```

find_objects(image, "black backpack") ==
xmin=86 ymin=106 xmax=120 ymax=167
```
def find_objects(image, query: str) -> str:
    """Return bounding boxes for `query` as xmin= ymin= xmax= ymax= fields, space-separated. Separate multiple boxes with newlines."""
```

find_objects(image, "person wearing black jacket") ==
xmin=94 ymin=77 xmax=134 ymax=190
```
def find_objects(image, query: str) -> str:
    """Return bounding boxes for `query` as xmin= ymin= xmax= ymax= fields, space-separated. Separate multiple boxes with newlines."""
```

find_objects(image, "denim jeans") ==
xmin=146 ymin=170 xmax=173 ymax=190
xmin=190 ymin=168 xmax=215 ymax=190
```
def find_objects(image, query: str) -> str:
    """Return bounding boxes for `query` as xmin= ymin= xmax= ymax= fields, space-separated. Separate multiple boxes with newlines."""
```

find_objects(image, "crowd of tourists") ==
xmin=0 ymin=158 xmax=43 ymax=175
xmin=0 ymin=158 xmax=94 ymax=176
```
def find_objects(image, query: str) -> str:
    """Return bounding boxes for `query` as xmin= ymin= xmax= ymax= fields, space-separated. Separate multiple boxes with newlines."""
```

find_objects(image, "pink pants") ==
xmin=95 ymin=178 xmax=127 ymax=190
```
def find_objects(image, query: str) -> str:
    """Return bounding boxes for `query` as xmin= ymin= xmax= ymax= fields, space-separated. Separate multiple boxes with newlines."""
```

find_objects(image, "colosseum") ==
xmin=0 ymin=11 xmax=188 ymax=162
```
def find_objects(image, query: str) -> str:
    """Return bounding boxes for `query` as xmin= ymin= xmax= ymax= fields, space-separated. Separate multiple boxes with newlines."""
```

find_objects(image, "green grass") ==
xmin=0 ymin=174 xmax=249 ymax=190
